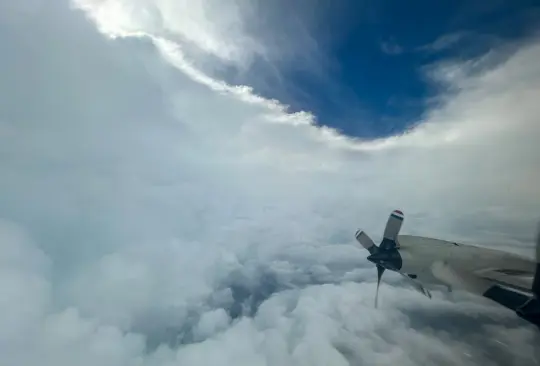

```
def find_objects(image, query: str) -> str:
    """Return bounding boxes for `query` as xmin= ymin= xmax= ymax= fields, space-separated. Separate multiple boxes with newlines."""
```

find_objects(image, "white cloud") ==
xmin=71 ymin=0 xmax=328 ymax=80
xmin=0 ymin=1 xmax=540 ymax=366
xmin=381 ymin=40 xmax=404 ymax=55
xmin=72 ymin=0 xmax=261 ymax=65
xmin=418 ymin=32 xmax=467 ymax=53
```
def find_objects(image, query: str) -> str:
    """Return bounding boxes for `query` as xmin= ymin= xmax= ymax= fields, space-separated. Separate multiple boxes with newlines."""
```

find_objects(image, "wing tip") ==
xmin=391 ymin=210 xmax=404 ymax=220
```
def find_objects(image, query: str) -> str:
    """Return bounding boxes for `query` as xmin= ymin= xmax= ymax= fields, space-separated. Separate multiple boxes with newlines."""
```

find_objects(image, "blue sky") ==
xmin=227 ymin=0 xmax=540 ymax=138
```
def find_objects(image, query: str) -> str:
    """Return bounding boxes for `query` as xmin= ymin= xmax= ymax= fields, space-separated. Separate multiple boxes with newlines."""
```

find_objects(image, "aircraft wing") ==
xmin=435 ymin=238 xmax=536 ymax=296
xmin=397 ymin=230 xmax=540 ymax=328
xmin=398 ymin=234 xmax=536 ymax=293
xmin=428 ymin=238 xmax=539 ymax=328
xmin=473 ymin=266 xmax=534 ymax=297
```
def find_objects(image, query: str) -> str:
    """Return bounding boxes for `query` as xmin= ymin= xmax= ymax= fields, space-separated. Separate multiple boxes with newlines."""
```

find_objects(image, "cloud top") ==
xmin=0 ymin=1 xmax=539 ymax=365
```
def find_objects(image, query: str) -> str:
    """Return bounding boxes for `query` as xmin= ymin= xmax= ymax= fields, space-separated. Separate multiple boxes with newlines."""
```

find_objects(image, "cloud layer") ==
xmin=1 ymin=0 xmax=540 ymax=365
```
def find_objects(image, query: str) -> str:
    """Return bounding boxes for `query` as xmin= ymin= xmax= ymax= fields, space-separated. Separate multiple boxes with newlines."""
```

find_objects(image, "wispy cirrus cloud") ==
xmin=0 ymin=1 xmax=539 ymax=365
xmin=381 ymin=39 xmax=404 ymax=55
xmin=417 ymin=32 xmax=468 ymax=53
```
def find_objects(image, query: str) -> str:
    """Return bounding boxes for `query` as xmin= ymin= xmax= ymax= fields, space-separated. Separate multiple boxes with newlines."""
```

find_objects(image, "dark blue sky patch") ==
xmin=222 ymin=0 xmax=540 ymax=138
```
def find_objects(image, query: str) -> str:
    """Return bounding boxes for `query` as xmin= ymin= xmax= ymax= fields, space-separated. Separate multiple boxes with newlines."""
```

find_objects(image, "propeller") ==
xmin=356 ymin=210 xmax=431 ymax=307
xmin=375 ymin=264 xmax=384 ymax=308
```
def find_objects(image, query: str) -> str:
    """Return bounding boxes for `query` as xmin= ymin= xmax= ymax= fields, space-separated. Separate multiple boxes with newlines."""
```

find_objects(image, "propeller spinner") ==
xmin=356 ymin=210 xmax=431 ymax=307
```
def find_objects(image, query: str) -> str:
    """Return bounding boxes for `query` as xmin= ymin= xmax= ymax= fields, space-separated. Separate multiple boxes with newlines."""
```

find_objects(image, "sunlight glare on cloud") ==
xmin=73 ymin=0 xmax=264 ymax=67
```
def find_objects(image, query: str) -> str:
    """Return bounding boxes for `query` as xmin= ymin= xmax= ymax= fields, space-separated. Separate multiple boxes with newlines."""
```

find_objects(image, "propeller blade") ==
xmin=397 ymin=272 xmax=432 ymax=299
xmin=375 ymin=264 xmax=385 ymax=308
xmin=383 ymin=210 xmax=404 ymax=242
xmin=355 ymin=230 xmax=377 ymax=254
